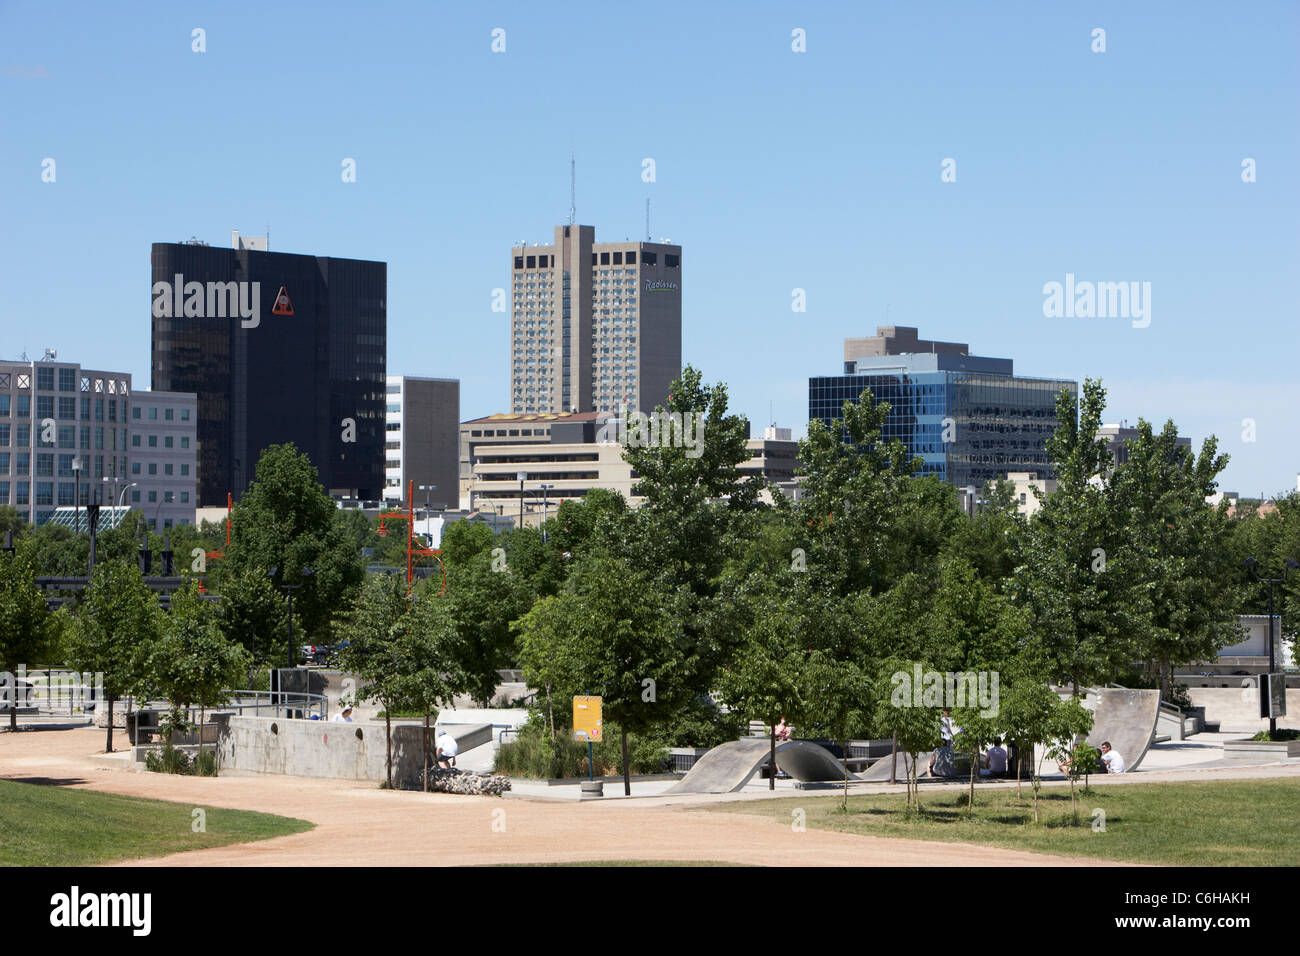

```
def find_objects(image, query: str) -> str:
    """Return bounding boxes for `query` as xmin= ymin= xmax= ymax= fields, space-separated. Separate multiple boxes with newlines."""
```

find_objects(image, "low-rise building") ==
xmin=129 ymin=390 xmax=198 ymax=529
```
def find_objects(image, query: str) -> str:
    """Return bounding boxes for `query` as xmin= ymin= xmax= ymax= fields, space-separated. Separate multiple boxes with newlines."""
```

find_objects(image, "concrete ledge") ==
xmin=1223 ymin=739 xmax=1300 ymax=760
xmin=510 ymin=772 xmax=684 ymax=787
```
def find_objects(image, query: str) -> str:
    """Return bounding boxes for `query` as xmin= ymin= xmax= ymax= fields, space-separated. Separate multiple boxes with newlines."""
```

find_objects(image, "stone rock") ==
xmin=420 ymin=767 xmax=511 ymax=796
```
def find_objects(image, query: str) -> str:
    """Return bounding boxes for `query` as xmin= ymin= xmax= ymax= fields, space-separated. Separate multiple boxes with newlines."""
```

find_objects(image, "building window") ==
xmin=180 ymin=408 xmax=190 ymax=421
xmin=164 ymin=436 xmax=173 ymax=449
xmin=148 ymin=464 xmax=157 ymax=475
xmin=181 ymin=464 xmax=189 ymax=476
xmin=148 ymin=435 xmax=157 ymax=447
xmin=131 ymin=490 xmax=140 ymax=503
xmin=181 ymin=492 xmax=189 ymax=503
xmin=148 ymin=407 xmax=157 ymax=420
xmin=164 ymin=464 xmax=173 ymax=476
xmin=132 ymin=434 xmax=141 ymax=447
xmin=164 ymin=408 xmax=174 ymax=420
xmin=148 ymin=490 xmax=157 ymax=503
xmin=36 ymin=368 xmax=54 ymax=391
xmin=181 ymin=437 xmax=189 ymax=449
xmin=132 ymin=462 xmax=141 ymax=475
xmin=58 ymin=368 xmax=75 ymax=391
xmin=132 ymin=407 xmax=141 ymax=420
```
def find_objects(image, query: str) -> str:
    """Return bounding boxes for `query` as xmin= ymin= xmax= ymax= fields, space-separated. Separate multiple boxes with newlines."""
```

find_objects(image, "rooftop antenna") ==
xmin=568 ymin=150 xmax=576 ymax=226
xmin=646 ymin=197 xmax=651 ymax=241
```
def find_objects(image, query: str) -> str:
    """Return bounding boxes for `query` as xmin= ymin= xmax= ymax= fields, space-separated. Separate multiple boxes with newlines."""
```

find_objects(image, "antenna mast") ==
xmin=568 ymin=151 xmax=576 ymax=225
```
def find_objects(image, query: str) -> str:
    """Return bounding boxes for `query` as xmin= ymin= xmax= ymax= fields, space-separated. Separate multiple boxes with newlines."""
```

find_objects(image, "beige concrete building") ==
xmin=510 ymin=225 xmax=681 ymax=417
xmin=842 ymin=326 xmax=969 ymax=370
xmin=1006 ymin=471 xmax=1057 ymax=517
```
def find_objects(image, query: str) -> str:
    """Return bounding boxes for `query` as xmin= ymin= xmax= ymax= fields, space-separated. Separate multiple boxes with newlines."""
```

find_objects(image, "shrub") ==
xmin=493 ymin=714 xmax=668 ymax=778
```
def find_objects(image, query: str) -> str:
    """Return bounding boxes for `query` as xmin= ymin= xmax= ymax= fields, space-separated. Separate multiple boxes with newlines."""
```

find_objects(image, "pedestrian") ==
xmin=436 ymin=730 xmax=458 ymax=769
xmin=332 ymin=703 xmax=354 ymax=723
xmin=1100 ymin=741 xmax=1127 ymax=774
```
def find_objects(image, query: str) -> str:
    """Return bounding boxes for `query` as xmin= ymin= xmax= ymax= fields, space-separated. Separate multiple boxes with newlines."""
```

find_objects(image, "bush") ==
xmin=143 ymin=742 xmax=219 ymax=776
xmin=493 ymin=713 xmax=668 ymax=778
xmin=1250 ymin=728 xmax=1300 ymax=742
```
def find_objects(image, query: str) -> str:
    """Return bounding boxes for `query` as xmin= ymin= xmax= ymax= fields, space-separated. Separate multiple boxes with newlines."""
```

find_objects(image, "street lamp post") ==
xmin=517 ymin=471 xmax=527 ymax=529
xmin=116 ymin=481 xmax=138 ymax=509
xmin=1242 ymin=556 xmax=1300 ymax=736
xmin=418 ymin=484 xmax=437 ymax=545
xmin=538 ymin=483 xmax=554 ymax=543
xmin=71 ymin=457 xmax=82 ymax=534
xmin=269 ymin=566 xmax=314 ymax=716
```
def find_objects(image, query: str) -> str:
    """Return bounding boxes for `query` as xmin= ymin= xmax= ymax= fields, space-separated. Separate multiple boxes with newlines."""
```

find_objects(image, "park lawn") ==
xmin=0 ymin=779 xmax=315 ymax=866
xmin=705 ymin=778 xmax=1300 ymax=866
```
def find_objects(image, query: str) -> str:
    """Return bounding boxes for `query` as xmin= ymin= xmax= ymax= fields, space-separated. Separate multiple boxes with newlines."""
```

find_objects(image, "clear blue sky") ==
xmin=2 ymin=1 xmax=1296 ymax=496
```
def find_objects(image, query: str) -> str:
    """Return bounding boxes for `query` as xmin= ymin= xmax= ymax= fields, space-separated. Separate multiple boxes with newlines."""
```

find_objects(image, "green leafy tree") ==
xmin=340 ymin=573 xmax=411 ymax=787
xmin=392 ymin=594 xmax=472 ymax=789
xmin=950 ymin=707 xmax=1001 ymax=812
xmin=444 ymin=553 xmax=537 ymax=705
xmin=146 ymin=582 xmax=251 ymax=760
xmin=439 ymin=520 xmax=496 ymax=567
xmin=874 ymin=661 xmax=941 ymax=812
xmin=714 ymin=583 xmax=806 ymax=791
xmin=1109 ymin=420 xmax=1242 ymax=695
xmin=800 ymin=651 xmax=873 ymax=810
xmin=68 ymin=562 xmax=163 ymax=752
xmin=512 ymin=553 xmax=686 ymax=794
xmin=219 ymin=444 xmax=364 ymax=641
xmin=1011 ymin=381 xmax=1142 ymax=690
xmin=214 ymin=565 xmax=294 ymax=670
xmin=0 ymin=555 xmax=58 ymax=731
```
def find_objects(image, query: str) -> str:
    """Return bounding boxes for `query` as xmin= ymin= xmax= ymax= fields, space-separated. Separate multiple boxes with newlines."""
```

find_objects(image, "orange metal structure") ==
xmin=376 ymin=480 xmax=447 ymax=594
xmin=197 ymin=493 xmax=232 ymax=594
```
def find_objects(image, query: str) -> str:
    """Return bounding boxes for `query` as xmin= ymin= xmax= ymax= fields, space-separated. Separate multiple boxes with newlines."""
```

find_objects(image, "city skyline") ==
xmin=2 ymin=2 xmax=1296 ymax=496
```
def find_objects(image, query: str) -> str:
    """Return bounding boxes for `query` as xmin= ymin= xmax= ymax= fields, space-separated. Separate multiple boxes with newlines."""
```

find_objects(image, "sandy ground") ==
xmin=4 ymin=727 xmax=1297 ymax=867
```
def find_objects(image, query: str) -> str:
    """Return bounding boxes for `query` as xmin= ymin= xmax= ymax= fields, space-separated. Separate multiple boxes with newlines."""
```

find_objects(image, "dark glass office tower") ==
xmin=151 ymin=241 xmax=386 ymax=505
xmin=809 ymin=338 xmax=1075 ymax=489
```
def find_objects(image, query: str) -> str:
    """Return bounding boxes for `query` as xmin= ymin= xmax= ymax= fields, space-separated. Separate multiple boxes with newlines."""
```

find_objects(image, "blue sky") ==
xmin=2 ymin=0 xmax=1296 ymax=495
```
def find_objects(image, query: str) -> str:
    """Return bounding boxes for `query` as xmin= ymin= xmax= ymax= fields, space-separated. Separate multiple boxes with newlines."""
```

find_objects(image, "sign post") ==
xmin=573 ymin=695 xmax=603 ymax=782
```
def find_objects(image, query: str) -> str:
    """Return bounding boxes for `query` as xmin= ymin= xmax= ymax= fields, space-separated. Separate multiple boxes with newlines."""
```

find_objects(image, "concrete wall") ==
xmin=214 ymin=714 xmax=432 ymax=787
xmin=1187 ymin=687 xmax=1300 ymax=733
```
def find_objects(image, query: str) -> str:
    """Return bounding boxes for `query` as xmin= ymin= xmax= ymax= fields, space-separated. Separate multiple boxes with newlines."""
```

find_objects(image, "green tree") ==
xmin=214 ymin=565 xmax=293 ymax=669
xmin=146 ymin=582 xmax=251 ymax=760
xmin=512 ymin=553 xmax=686 ymax=794
xmin=1110 ymin=420 xmax=1242 ymax=695
xmin=392 ymin=594 xmax=472 ymax=789
xmin=68 ymin=562 xmax=163 ymax=752
xmin=219 ymin=444 xmax=364 ymax=641
xmin=0 ymin=555 xmax=58 ymax=731
xmin=1011 ymin=381 xmax=1142 ymax=690
xmin=714 ymin=582 xmax=806 ymax=791
xmin=340 ymin=573 xmax=411 ymax=787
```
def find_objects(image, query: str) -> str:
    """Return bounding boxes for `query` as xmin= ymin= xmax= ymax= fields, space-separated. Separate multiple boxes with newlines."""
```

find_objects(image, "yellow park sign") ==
xmin=573 ymin=695 xmax=603 ymax=742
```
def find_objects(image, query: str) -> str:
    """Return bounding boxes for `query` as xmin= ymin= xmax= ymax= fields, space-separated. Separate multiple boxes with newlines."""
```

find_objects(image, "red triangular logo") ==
xmin=272 ymin=286 xmax=294 ymax=315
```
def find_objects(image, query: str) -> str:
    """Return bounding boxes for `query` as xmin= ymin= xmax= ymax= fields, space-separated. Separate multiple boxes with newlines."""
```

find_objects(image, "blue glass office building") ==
xmin=809 ymin=352 xmax=1075 ymax=488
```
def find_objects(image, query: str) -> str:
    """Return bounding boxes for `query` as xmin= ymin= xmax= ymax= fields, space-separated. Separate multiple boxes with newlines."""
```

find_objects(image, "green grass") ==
xmin=705 ymin=778 xmax=1300 ymax=866
xmin=0 ymin=778 xmax=315 ymax=866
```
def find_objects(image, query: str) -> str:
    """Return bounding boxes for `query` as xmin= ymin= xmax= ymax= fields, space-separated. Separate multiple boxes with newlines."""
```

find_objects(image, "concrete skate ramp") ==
xmin=855 ymin=750 xmax=936 ymax=782
xmin=1083 ymin=688 xmax=1160 ymax=773
xmin=664 ymin=739 xmax=858 ymax=794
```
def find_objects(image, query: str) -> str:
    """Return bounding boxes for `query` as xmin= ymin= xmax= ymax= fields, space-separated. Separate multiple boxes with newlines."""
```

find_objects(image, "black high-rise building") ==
xmin=151 ymin=237 xmax=386 ymax=505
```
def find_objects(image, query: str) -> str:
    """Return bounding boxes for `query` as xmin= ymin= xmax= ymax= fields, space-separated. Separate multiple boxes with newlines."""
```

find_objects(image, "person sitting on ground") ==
xmin=436 ymin=730 xmax=458 ymax=769
xmin=1099 ymin=741 xmax=1127 ymax=774
xmin=332 ymin=703 xmax=354 ymax=723
xmin=929 ymin=741 xmax=956 ymax=777
xmin=981 ymin=737 xmax=1008 ymax=778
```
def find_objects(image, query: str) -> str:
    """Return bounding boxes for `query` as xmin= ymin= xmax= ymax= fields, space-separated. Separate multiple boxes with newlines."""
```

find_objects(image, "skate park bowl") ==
xmin=1080 ymin=688 xmax=1161 ymax=772
xmin=665 ymin=738 xmax=860 ymax=794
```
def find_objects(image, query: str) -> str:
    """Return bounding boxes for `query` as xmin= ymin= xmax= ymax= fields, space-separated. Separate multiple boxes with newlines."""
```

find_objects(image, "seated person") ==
xmin=928 ymin=742 xmax=957 ymax=778
xmin=981 ymin=737 xmax=1009 ymax=778
xmin=1099 ymin=741 xmax=1126 ymax=774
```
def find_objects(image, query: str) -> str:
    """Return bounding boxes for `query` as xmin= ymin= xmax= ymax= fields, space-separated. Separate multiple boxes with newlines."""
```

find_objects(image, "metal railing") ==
xmin=211 ymin=690 xmax=330 ymax=721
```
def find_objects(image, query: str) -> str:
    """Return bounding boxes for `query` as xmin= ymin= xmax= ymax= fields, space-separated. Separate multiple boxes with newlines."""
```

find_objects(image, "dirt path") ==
xmin=0 ymin=727 xmax=1210 ymax=867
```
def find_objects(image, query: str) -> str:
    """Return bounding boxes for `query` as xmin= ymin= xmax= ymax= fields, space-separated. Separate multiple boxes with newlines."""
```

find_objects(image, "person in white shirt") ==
xmin=1100 ymin=741 xmax=1126 ymax=774
xmin=332 ymin=703 xmax=354 ymax=723
xmin=436 ymin=731 xmax=458 ymax=769
xmin=982 ymin=737 xmax=1008 ymax=778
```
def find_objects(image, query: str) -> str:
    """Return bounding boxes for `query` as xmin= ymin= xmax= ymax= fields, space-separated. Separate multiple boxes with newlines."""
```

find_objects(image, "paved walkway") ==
xmin=0 ymin=727 xmax=1154 ymax=868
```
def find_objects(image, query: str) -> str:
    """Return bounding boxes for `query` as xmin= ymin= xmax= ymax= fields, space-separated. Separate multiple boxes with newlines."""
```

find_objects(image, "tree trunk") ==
xmin=105 ymin=696 xmax=114 ymax=753
xmin=621 ymin=728 xmax=630 ymax=796
xmin=841 ymin=738 xmax=849 ymax=810
xmin=546 ymin=684 xmax=555 ymax=742
xmin=199 ymin=705 xmax=206 ymax=766
xmin=890 ymin=733 xmax=897 ymax=785
xmin=968 ymin=746 xmax=976 ymax=811
xmin=423 ymin=708 xmax=430 ymax=792
xmin=769 ymin=725 xmax=776 ymax=791
xmin=385 ymin=709 xmax=393 ymax=789
xmin=1015 ymin=739 xmax=1023 ymax=799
